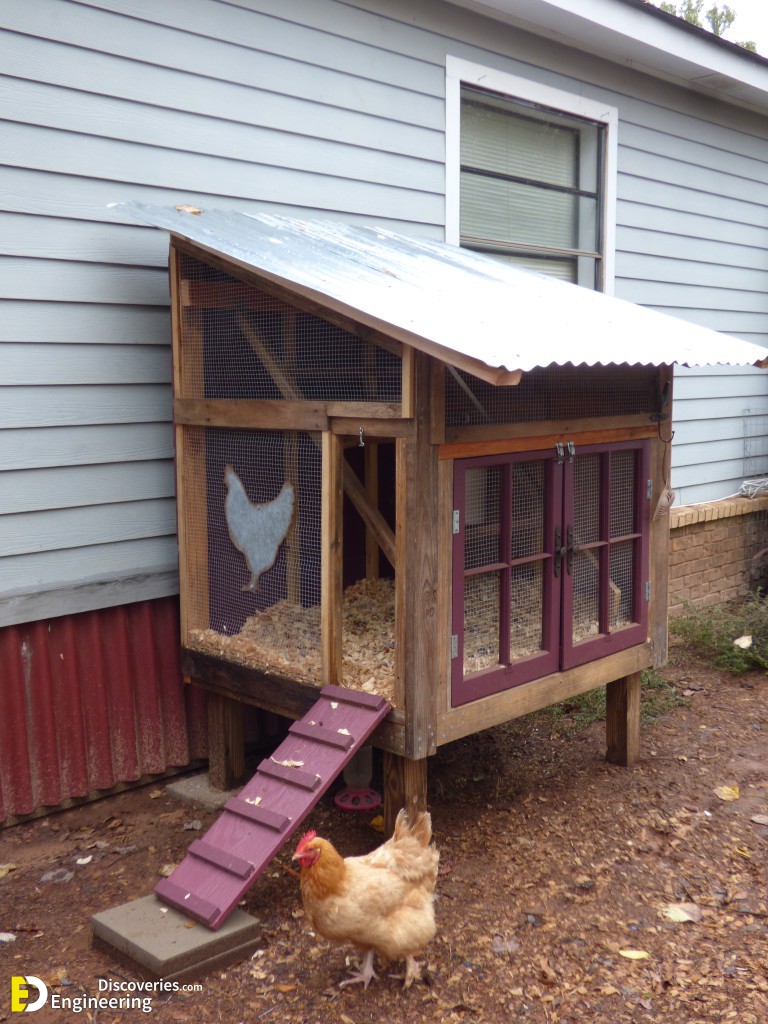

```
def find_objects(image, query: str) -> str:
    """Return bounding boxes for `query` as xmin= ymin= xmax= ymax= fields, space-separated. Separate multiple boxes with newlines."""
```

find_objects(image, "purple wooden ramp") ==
xmin=154 ymin=685 xmax=390 ymax=929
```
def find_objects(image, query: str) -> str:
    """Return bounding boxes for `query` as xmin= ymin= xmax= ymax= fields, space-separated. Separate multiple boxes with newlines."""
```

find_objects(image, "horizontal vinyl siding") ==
xmin=671 ymin=365 xmax=768 ymax=504
xmin=3 ymin=0 xmax=768 ymax=625
xmin=0 ymin=0 xmax=447 ymax=625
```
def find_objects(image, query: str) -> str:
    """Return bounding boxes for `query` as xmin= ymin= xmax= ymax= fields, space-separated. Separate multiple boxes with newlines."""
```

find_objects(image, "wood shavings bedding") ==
xmin=189 ymin=577 xmax=397 ymax=706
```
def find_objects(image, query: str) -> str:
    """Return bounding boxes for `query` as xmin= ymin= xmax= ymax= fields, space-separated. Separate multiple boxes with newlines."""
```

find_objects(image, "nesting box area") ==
xmin=158 ymin=211 xmax=673 ymax=818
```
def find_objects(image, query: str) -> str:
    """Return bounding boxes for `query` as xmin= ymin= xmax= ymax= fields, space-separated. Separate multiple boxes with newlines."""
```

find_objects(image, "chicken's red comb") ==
xmin=296 ymin=829 xmax=317 ymax=853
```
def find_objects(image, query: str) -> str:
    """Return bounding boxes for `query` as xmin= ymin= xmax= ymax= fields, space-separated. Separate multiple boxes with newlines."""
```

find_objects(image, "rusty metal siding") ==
xmin=0 ymin=597 xmax=207 ymax=822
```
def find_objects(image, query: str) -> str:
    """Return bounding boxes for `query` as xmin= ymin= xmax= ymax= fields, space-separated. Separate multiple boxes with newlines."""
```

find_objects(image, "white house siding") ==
xmin=2 ymin=0 xmax=766 ymax=625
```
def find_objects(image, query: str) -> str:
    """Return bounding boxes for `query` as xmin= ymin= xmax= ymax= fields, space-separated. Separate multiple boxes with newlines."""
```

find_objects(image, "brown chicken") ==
xmin=292 ymin=809 xmax=439 ymax=989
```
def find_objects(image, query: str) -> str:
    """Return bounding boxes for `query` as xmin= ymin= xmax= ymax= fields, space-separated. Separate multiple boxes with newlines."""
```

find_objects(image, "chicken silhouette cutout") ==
xmin=224 ymin=465 xmax=295 ymax=592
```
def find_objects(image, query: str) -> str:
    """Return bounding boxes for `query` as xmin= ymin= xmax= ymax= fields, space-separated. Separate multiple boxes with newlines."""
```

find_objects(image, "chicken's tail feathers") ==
xmin=394 ymin=808 xmax=432 ymax=848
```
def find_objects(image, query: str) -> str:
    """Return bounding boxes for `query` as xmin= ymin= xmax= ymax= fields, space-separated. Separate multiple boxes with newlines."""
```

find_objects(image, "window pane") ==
xmin=464 ymin=571 xmax=500 ymax=676
xmin=610 ymin=450 xmax=636 ymax=537
xmin=461 ymin=98 xmax=578 ymax=188
xmin=464 ymin=465 xmax=501 ymax=569
xmin=609 ymin=540 xmax=635 ymax=629
xmin=461 ymin=172 xmax=598 ymax=253
xmin=483 ymin=250 xmax=580 ymax=283
xmin=572 ymin=550 xmax=600 ymax=641
xmin=510 ymin=562 xmax=543 ymax=659
xmin=573 ymin=454 xmax=601 ymax=545
xmin=511 ymin=460 xmax=544 ymax=559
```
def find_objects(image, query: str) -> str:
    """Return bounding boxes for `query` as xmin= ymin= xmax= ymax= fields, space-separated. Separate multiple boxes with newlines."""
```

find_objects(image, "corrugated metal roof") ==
xmin=118 ymin=202 xmax=768 ymax=378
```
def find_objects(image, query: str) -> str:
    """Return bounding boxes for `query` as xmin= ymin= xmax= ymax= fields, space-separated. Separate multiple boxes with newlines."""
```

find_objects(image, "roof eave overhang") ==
xmin=446 ymin=0 xmax=768 ymax=113
xmin=170 ymin=234 xmax=524 ymax=387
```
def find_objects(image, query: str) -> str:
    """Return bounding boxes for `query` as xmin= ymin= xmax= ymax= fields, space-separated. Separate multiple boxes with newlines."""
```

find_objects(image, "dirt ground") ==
xmin=1 ymin=646 xmax=767 ymax=1024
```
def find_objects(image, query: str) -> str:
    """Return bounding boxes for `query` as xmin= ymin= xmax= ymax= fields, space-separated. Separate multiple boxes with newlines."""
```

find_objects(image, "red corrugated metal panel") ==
xmin=0 ymin=597 xmax=207 ymax=823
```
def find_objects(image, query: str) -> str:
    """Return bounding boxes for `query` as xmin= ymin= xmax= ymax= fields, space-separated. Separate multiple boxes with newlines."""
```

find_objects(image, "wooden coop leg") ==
xmin=207 ymin=693 xmax=246 ymax=791
xmin=382 ymin=751 xmax=428 ymax=835
xmin=605 ymin=672 xmax=641 ymax=767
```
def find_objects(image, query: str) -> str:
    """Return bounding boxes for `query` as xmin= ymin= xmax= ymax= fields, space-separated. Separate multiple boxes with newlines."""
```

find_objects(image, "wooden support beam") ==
xmin=397 ymin=351 xmax=440 ymax=759
xmin=649 ymin=364 xmax=673 ymax=668
xmin=174 ymin=397 xmax=328 ymax=430
xmin=207 ymin=693 xmax=246 ymax=791
xmin=322 ymin=432 xmax=344 ymax=686
xmin=605 ymin=671 xmax=642 ymax=767
xmin=440 ymin=424 xmax=656 ymax=460
xmin=382 ymin=751 xmax=428 ymax=837
xmin=365 ymin=443 xmax=380 ymax=579
xmin=170 ymin=246 xmax=209 ymax=643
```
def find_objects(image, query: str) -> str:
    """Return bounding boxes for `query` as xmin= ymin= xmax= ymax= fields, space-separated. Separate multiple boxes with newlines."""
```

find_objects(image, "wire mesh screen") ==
xmin=610 ymin=450 xmax=635 ymax=537
xmin=445 ymin=364 xmax=658 ymax=427
xmin=465 ymin=466 xmax=501 ymax=569
xmin=510 ymin=562 xmax=543 ymax=658
xmin=184 ymin=427 xmax=324 ymax=684
xmin=178 ymin=252 xmax=401 ymax=402
xmin=609 ymin=541 xmax=634 ymax=628
xmin=464 ymin=572 xmax=500 ymax=676
xmin=511 ymin=461 xmax=544 ymax=559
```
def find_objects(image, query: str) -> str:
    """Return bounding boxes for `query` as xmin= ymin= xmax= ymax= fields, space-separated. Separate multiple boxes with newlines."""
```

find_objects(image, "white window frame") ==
xmin=445 ymin=56 xmax=618 ymax=295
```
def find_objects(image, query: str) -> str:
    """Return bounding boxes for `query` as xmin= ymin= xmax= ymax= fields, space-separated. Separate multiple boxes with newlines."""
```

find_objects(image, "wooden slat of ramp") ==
xmin=154 ymin=685 xmax=390 ymax=929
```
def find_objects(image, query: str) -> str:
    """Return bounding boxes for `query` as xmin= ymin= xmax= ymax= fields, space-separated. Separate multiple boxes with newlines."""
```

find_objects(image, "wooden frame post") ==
xmin=321 ymin=431 xmax=343 ymax=685
xmin=382 ymin=751 xmax=428 ymax=836
xmin=605 ymin=671 xmax=641 ymax=766
xmin=396 ymin=349 xmax=439 ymax=760
xmin=207 ymin=693 xmax=246 ymax=791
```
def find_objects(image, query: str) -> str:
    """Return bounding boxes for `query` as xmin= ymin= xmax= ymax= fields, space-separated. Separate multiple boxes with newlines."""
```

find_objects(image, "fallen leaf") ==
xmin=75 ymin=856 xmax=93 ymax=866
xmin=271 ymin=757 xmax=304 ymax=769
xmin=619 ymin=949 xmax=650 ymax=960
xmin=662 ymin=903 xmax=702 ymax=923
xmin=491 ymin=934 xmax=521 ymax=955
xmin=713 ymin=785 xmax=740 ymax=802
xmin=149 ymin=790 xmax=164 ymax=799
xmin=183 ymin=820 xmax=203 ymax=831
xmin=275 ymin=984 xmax=296 ymax=993
xmin=0 ymin=933 xmax=16 ymax=943
xmin=175 ymin=204 xmax=202 ymax=215
xmin=369 ymin=815 xmax=385 ymax=833
xmin=159 ymin=864 xmax=176 ymax=877
xmin=750 ymin=814 xmax=768 ymax=826
xmin=184 ymin=921 xmax=197 ymax=929
xmin=40 ymin=869 xmax=74 ymax=884
xmin=733 ymin=635 xmax=753 ymax=649
xmin=0 ymin=864 xmax=18 ymax=878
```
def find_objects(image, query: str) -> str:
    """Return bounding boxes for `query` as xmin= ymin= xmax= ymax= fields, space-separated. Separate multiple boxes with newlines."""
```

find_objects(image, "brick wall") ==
xmin=668 ymin=496 xmax=768 ymax=612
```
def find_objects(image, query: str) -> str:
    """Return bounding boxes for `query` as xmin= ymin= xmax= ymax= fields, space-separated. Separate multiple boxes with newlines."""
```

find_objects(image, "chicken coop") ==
xmin=122 ymin=203 xmax=765 ymax=827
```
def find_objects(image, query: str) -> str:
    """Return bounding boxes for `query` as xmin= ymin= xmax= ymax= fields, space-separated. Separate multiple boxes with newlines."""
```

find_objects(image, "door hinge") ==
xmin=647 ymin=479 xmax=653 ymax=500
xmin=555 ymin=441 xmax=565 ymax=463
xmin=451 ymin=634 xmax=459 ymax=659
xmin=566 ymin=440 xmax=576 ymax=463
xmin=645 ymin=580 xmax=651 ymax=602
xmin=452 ymin=509 xmax=460 ymax=535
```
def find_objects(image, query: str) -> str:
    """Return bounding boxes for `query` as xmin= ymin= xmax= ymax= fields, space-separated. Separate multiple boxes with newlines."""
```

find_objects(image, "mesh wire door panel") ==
xmin=183 ymin=427 xmax=324 ymax=685
xmin=561 ymin=441 xmax=650 ymax=670
xmin=452 ymin=451 xmax=561 ymax=706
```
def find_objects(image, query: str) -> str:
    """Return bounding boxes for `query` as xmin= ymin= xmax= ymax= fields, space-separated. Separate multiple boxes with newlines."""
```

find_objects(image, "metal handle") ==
xmin=554 ymin=525 xmax=562 ymax=577
xmin=566 ymin=524 xmax=575 ymax=575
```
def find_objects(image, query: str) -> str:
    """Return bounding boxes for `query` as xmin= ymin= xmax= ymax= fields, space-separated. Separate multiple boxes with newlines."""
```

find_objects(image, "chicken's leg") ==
xmin=339 ymin=949 xmax=377 ymax=989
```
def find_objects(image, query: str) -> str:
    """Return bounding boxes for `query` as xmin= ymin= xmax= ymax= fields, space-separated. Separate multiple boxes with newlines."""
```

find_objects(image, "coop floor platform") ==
xmin=91 ymin=895 xmax=261 ymax=983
